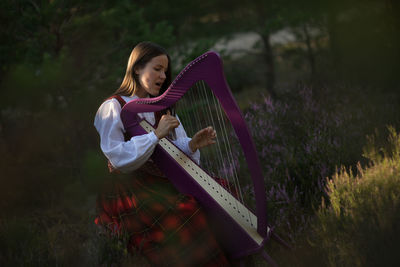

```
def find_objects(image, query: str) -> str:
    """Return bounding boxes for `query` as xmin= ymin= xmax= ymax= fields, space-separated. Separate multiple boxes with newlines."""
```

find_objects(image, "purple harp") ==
xmin=121 ymin=52 xmax=283 ymax=263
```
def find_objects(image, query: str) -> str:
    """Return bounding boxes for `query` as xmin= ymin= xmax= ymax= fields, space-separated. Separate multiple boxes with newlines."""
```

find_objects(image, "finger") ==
xmin=165 ymin=116 xmax=176 ymax=122
xmin=197 ymin=128 xmax=207 ymax=136
xmin=172 ymin=118 xmax=180 ymax=125
xmin=172 ymin=120 xmax=180 ymax=128
xmin=208 ymin=130 xmax=216 ymax=139
xmin=161 ymin=114 xmax=171 ymax=121
xmin=209 ymin=128 xmax=216 ymax=136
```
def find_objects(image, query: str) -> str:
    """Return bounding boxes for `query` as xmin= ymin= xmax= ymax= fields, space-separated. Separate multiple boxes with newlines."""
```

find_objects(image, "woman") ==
xmin=94 ymin=42 xmax=230 ymax=266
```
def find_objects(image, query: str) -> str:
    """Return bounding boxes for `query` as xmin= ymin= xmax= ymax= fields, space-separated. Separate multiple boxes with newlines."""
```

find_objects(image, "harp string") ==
xmin=197 ymin=82 xmax=221 ymax=172
xmin=181 ymin=81 xmax=235 ymax=184
xmin=178 ymin=84 xmax=220 ymax=205
xmin=176 ymin=81 xmax=254 ymax=221
xmin=198 ymin=81 xmax=232 ymax=206
xmin=205 ymin=82 xmax=251 ymax=221
xmin=213 ymin=92 xmax=254 ymax=225
xmin=191 ymin=83 xmax=219 ymax=190
xmin=198 ymin=81 xmax=240 ymax=210
xmin=178 ymin=83 xmax=217 ymax=190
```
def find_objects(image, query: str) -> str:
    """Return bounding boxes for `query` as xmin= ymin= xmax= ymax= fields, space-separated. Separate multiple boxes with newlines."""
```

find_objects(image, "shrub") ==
xmin=311 ymin=126 xmax=400 ymax=266
xmin=243 ymin=86 xmax=351 ymax=241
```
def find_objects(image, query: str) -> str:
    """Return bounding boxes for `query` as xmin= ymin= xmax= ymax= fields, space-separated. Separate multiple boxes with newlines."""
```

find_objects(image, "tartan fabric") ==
xmin=97 ymin=95 xmax=230 ymax=265
xmin=95 ymin=169 xmax=231 ymax=266
xmin=108 ymin=159 xmax=165 ymax=177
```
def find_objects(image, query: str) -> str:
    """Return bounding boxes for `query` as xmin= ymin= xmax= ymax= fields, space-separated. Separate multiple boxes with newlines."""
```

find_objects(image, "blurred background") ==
xmin=1 ymin=0 xmax=399 ymax=266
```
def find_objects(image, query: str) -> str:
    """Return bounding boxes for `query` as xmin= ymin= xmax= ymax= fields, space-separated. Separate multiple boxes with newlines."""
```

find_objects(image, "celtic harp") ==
xmin=120 ymin=51 xmax=281 ymax=262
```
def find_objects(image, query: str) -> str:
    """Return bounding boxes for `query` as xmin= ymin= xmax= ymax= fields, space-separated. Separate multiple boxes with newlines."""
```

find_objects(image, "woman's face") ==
xmin=135 ymin=54 xmax=168 ymax=98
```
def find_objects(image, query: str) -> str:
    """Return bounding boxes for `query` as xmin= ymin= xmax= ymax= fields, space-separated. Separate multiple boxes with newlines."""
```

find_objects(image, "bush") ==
xmin=243 ymin=86 xmax=351 ymax=241
xmin=242 ymin=84 xmax=400 ymax=243
xmin=311 ymin=126 xmax=400 ymax=266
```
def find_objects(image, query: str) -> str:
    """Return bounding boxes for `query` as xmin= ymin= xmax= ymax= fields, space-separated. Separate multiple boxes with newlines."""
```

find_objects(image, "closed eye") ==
xmin=154 ymin=65 xmax=167 ymax=72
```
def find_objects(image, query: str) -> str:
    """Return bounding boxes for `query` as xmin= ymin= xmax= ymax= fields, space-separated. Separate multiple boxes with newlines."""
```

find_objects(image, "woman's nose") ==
xmin=160 ymin=71 xmax=166 ymax=79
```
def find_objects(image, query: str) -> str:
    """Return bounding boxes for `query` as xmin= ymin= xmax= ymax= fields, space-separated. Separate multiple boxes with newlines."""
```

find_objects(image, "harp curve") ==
xmin=120 ymin=52 xmax=270 ymax=259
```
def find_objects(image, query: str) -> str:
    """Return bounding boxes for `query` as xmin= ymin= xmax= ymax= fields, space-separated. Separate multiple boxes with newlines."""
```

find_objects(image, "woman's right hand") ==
xmin=154 ymin=111 xmax=180 ymax=139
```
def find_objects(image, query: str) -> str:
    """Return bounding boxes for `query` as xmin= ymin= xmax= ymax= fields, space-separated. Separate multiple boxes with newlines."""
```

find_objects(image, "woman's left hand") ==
xmin=189 ymin=126 xmax=217 ymax=152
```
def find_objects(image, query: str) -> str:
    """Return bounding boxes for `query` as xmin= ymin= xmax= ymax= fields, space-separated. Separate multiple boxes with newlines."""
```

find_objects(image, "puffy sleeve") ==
xmin=171 ymin=115 xmax=201 ymax=165
xmin=94 ymin=99 xmax=159 ymax=173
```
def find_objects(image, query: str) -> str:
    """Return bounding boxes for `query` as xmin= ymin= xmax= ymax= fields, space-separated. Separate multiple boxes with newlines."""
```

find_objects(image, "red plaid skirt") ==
xmin=95 ymin=169 xmax=231 ymax=266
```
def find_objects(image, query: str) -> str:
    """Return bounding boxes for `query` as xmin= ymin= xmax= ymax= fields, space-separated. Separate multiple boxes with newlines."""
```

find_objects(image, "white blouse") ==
xmin=94 ymin=95 xmax=200 ymax=173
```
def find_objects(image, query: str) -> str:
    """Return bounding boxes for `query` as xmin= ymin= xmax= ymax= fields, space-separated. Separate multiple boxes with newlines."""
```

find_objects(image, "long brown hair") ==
xmin=114 ymin=42 xmax=175 ymax=127
xmin=114 ymin=41 xmax=172 ymax=98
